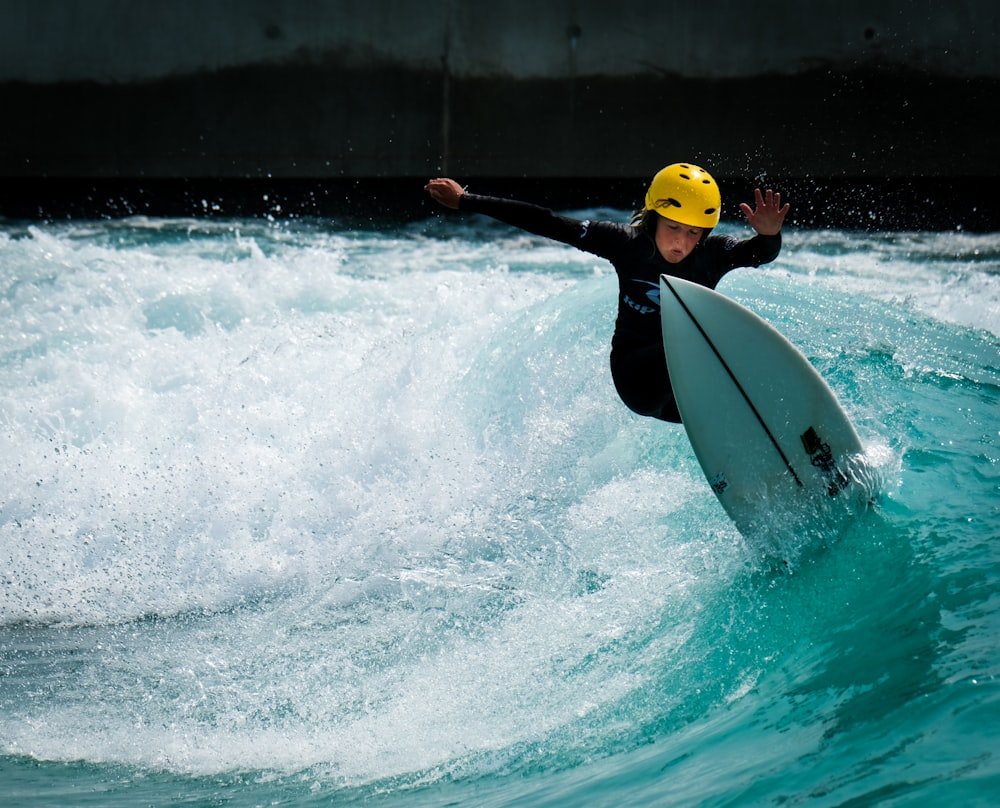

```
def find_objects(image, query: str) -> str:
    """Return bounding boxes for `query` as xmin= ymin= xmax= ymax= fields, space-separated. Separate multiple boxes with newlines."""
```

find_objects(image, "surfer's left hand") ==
xmin=739 ymin=188 xmax=790 ymax=235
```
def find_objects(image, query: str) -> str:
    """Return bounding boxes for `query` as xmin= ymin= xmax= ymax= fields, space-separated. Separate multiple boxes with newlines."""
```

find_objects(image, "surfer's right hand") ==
xmin=424 ymin=178 xmax=466 ymax=210
xmin=739 ymin=188 xmax=789 ymax=236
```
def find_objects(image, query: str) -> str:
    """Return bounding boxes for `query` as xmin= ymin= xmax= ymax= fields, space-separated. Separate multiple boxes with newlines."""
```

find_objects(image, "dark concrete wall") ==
xmin=2 ymin=0 xmax=997 ymax=180
xmin=0 ymin=1 xmax=996 ymax=228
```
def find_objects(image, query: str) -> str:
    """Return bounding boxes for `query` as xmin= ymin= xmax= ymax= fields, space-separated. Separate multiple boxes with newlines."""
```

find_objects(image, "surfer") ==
xmin=425 ymin=163 xmax=789 ymax=423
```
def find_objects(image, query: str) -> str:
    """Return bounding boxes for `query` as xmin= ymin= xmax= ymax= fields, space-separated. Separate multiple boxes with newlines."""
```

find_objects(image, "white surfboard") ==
xmin=659 ymin=274 xmax=866 ymax=542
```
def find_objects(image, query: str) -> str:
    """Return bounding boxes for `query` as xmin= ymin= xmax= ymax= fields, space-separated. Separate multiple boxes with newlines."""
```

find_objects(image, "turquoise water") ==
xmin=1 ymin=212 xmax=998 ymax=806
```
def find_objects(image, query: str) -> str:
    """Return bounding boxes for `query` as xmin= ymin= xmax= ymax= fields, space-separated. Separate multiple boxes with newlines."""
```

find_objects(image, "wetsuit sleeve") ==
xmin=458 ymin=193 xmax=581 ymax=242
xmin=458 ymin=192 xmax=627 ymax=259
xmin=728 ymin=232 xmax=782 ymax=267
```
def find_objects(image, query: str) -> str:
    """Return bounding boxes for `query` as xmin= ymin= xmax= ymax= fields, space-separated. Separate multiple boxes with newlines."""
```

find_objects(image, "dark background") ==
xmin=1 ymin=1 xmax=996 ymax=230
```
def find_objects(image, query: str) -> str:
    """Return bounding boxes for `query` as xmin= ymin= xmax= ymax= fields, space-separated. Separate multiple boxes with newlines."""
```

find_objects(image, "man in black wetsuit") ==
xmin=425 ymin=163 xmax=789 ymax=423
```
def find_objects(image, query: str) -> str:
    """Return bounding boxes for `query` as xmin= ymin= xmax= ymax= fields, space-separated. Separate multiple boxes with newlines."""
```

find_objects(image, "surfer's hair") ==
xmin=630 ymin=208 xmax=656 ymax=235
xmin=629 ymin=209 xmax=659 ymax=258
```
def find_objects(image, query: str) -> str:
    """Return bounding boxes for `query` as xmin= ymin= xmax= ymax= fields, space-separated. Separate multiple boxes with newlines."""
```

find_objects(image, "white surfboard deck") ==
xmin=659 ymin=274 xmax=865 ymax=541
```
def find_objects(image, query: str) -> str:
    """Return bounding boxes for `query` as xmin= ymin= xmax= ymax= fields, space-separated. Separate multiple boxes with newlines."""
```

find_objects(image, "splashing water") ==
xmin=1 ymin=214 xmax=998 ymax=806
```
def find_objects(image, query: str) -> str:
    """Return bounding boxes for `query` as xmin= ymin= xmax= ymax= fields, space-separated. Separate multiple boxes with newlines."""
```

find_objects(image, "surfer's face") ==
xmin=655 ymin=215 xmax=704 ymax=264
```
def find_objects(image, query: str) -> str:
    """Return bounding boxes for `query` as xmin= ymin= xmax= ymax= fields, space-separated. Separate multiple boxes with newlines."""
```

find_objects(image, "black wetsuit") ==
xmin=459 ymin=193 xmax=782 ymax=423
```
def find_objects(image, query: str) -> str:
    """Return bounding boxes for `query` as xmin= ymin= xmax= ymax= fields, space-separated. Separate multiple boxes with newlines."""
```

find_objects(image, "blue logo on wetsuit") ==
xmin=623 ymin=279 xmax=660 ymax=314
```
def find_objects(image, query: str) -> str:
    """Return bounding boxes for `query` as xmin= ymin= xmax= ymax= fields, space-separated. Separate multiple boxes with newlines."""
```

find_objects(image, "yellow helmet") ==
xmin=644 ymin=163 xmax=721 ymax=229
